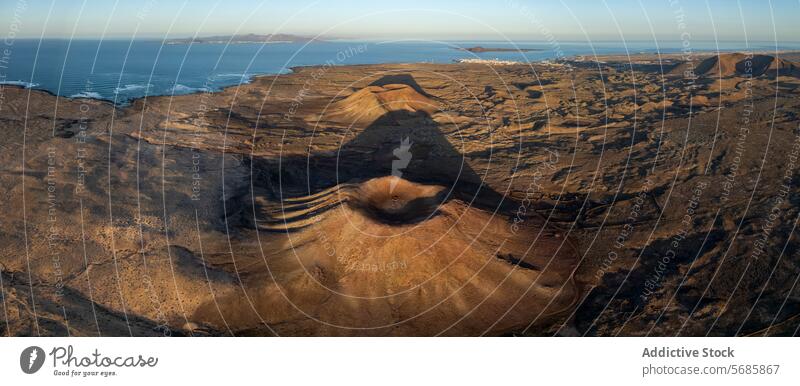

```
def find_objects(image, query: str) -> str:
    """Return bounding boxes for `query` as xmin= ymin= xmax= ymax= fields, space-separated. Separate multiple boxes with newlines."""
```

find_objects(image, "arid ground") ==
xmin=2 ymin=52 xmax=800 ymax=336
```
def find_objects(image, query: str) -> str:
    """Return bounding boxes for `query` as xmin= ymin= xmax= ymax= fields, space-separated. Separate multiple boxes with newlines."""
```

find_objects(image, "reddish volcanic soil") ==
xmin=2 ymin=52 xmax=800 ymax=336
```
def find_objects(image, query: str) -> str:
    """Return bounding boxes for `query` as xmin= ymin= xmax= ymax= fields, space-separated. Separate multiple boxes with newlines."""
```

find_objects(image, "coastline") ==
xmin=3 ymin=48 xmax=798 ymax=108
xmin=3 ymin=45 xmax=799 ymax=337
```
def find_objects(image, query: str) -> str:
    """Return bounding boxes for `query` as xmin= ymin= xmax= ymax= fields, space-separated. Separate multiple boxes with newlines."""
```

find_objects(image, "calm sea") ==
xmin=0 ymin=39 xmax=795 ymax=103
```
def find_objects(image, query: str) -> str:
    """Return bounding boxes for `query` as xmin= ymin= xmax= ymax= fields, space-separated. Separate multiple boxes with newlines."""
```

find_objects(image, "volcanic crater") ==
xmin=199 ymin=77 xmax=583 ymax=335
xmin=7 ymin=53 xmax=796 ymax=336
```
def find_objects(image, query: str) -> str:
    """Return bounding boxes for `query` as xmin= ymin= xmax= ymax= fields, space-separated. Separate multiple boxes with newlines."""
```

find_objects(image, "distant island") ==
xmin=166 ymin=33 xmax=323 ymax=44
xmin=457 ymin=46 xmax=541 ymax=53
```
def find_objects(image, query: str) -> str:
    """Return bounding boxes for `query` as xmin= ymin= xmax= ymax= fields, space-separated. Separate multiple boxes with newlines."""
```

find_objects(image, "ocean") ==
xmin=0 ymin=39 xmax=795 ymax=104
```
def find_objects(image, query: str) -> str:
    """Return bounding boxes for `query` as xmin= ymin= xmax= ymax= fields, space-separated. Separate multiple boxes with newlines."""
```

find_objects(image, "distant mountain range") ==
xmin=456 ymin=46 xmax=541 ymax=53
xmin=165 ymin=33 xmax=323 ymax=44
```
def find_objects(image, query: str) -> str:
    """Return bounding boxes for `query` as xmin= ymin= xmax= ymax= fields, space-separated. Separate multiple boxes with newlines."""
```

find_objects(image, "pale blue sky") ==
xmin=1 ymin=0 xmax=798 ymax=42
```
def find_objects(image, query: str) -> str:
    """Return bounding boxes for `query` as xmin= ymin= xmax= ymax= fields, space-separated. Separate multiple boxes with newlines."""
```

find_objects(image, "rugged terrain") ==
xmin=1 ymin=52 xmax=800 ymax=336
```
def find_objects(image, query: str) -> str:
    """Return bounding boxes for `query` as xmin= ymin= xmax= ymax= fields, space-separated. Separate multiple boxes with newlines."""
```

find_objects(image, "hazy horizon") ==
xmin=2 ymin=0 xmax=799 ymax=42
